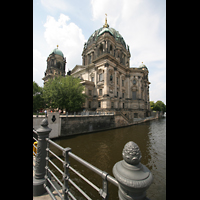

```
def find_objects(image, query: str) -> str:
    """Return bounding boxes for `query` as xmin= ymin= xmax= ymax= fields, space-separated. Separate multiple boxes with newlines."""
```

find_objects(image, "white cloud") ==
xmin=41 ymin=0 xmax=71 ymax=13
xmin=149 ymin=66 xmax=166 ymax=104
xmin=90 ymin=0 xmax=166 ymax=66
xmin=33 ymin=49 xmax=46 ymax=87
xmin=43 ymin=14 xmax=86 ymax=71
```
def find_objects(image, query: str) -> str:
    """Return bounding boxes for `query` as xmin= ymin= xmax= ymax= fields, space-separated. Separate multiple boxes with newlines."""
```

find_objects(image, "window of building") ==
xmin=99 ymin=44 xmax=103 ymax=55
xmin=110 ymin=44 xmax=112 ymax=51
xmin=98 ymin=101 xmax=101 ymax=108
xmin=132 ymin=91 xmax=136 ymax=100
xmin=117 ymin=91 xmax=118 ymax=97
xmin=99 ymin=73 xmax=103 ymax=81
xmin=91 ymin=77 xmax=94 ymax=82
xmin=122 ymin=93 xmax=124 ymax=98
xmin=117 ymin=77 xmax=118 ymax=85
xmin=122 ymin=80 xmax=124 ymax=87
xmin=110 ymin=74 xmax=113 ymax=81
xmin=134 ymin=113 xmax=138 ymax=118
xmin=123 ymin=103 xmax=125 ymax=108
xmin=111 ymin=102 xmax=114 ymax=109
xmin=88 ymin=55 xmax=91 ymax=64
xmin=89 ymin=90 xmax=92 ymax=96
xmin=99 ymin=89 xmax=102 ymax=96
xmin=88 ymin=101 xmax=91 ymax=108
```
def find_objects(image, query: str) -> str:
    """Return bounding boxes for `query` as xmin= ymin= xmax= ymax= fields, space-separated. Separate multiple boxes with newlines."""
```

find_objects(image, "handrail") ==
xmin=33 ymin=119 xmax=153 ymax=200
xmin=68 ymin=151 xmax=118 ymax=186
xmin=45 ymin=137 xmax=118 ymax=199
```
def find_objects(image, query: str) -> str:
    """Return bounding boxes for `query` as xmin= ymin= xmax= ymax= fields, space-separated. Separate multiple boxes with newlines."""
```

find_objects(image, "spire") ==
xmin=57 ymin=45 xmax=59 ymax=49
xmin=103 ymin=13 xmax=109 ymax=28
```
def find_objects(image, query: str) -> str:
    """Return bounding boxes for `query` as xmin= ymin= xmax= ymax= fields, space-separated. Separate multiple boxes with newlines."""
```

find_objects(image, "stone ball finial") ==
xmin=122 ymin=141 xmax=142 ymax=165
xmin=40 ymin=119 xmax=48 ymax=127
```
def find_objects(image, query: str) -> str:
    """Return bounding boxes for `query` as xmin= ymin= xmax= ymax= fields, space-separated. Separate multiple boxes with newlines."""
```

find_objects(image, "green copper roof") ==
xmin=97 ymin=27 xmax=114 ymax=37
xmin=138 ymin=62 xmax=147 ymax=69
xmin=85 ymin=26 xmax=127 ymax=49
xmin=50 ymin=48 xmax=64 ymax=57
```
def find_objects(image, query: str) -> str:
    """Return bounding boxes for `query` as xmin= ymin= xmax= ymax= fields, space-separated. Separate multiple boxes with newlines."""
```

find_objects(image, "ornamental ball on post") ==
xmin=122 ymin=141 xmax=142 ymax=165
xmin=113 ymin=141 xmax=153 ymax=200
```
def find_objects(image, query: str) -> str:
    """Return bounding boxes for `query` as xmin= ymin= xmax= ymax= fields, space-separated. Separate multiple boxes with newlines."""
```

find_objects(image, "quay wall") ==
xmin=33 ymin=111 xmax=164 ymax=138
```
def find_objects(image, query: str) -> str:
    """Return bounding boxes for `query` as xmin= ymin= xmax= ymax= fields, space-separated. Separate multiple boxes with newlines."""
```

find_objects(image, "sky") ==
xmin=33 ymin=0 xmax=166 ymax=104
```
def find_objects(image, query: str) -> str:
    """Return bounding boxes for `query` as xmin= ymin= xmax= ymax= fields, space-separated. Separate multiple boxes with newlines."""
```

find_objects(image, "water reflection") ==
xmin=51 ymin=118 xmax=166 ymax=200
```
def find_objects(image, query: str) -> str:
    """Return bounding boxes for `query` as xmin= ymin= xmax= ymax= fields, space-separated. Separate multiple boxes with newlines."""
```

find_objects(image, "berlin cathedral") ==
xmin=43 ymin=16 xmax=151 ymax=118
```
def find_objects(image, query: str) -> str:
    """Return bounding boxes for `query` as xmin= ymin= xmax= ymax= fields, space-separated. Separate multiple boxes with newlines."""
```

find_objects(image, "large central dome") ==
xmin=85 ymin=25 xmax=127 ymax=49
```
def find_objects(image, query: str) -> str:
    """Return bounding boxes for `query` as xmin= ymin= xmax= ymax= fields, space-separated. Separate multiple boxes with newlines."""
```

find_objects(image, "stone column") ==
xmin=104 ymin=63 xmax=109 ymax=96
xmin=114 ymin=68 xmax=117 ymax=97
xmin=33 ymin=119 xmax=52 ymax=196
xmin=113 ymin=141 xmax=153 ymax=200
xmin=119 ymin=74 xmax=122 ymax=98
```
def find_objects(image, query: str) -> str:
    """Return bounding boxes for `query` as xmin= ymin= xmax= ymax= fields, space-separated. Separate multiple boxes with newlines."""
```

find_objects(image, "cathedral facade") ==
xmin=71 ymin=18 xmax=151 ymax=117
xmin=43 ymin=17 xmax=151 ymax=118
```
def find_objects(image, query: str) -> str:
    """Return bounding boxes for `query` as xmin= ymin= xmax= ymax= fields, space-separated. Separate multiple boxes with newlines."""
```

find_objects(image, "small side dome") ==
xmin=138 ymin=62 xmax=147 ymax=69
xmin=50 ymin=45 xmax=64 ymax=57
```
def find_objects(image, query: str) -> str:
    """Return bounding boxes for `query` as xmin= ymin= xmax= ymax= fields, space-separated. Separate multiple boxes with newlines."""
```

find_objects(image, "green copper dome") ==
xmin=85 ymin=26 xmax=127 ymax=49
xmin=138 ymin=62 xmax=147 ymax=69
xmin=50 ymin=47 xmax=64 ymax=57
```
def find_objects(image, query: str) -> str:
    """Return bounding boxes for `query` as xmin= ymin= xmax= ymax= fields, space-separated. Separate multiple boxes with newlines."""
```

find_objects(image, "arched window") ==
xmin=99 ymin=44 xmax=103 ymax=55
xmin=110 ymin=44 xmax=112 ymax=54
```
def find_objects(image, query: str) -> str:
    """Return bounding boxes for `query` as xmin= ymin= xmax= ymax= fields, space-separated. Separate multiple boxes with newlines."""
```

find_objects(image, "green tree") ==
xmin=150 ymin=101 xmax=155 ymax=110
xmin=33 ymin=81 xmax=44 ymax=112
xmin=152 ymin=100 xmax=166 ymax=112
xmin=43 ymin=76 xmax=86 ymax=111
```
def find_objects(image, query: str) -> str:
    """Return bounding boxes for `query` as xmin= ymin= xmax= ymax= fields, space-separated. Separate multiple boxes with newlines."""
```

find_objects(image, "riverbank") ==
xmin=33 ymin=111 xmax=164 ymax=139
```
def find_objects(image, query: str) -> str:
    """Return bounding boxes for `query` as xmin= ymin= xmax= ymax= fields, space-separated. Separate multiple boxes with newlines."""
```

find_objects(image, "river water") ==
xmin=51 ymin=117 xmax=166 ymax=200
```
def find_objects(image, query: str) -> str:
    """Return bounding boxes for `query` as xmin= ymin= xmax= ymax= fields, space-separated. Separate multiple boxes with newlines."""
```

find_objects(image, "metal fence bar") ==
xmin=107 ymin=175 xmax=118 ymax=187
xmin=46 ymin=167 xmax=63 ymax=187
xmin=68 ymin=152 xmax=103 ymax=176
xmin=68 ymin=178 xmax=92 ymax=200
xmin=33 ymin=143 xmax=37 ymax=150
xmin=46 ymin=138 xmax=64 ymax=151
xmin=69 ymin=165 xmax=100 ymax=192
xmin=67 ymin=191 xmax=77 ymax=200
xmin=48 ymin=149 xmax=64 ymax=164
xmin=46 ymin=176 xmax=63 ymax=199
xmin=48 ymin=159 xmax=64 ymax=175
xmin=44 ymin=185 xmax=57 ymax=200
xmin=33 ymin=137 xmax=38 ymax=142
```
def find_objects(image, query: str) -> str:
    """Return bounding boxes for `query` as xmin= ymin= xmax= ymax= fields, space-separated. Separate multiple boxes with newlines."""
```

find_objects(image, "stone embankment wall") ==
xmin=33 ymin=111 xmax=163 ymax=138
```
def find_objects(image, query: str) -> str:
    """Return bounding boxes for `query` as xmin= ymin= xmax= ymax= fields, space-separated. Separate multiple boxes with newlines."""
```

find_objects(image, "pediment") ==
xmin=71 ymin=65 xmax=86 ymax=74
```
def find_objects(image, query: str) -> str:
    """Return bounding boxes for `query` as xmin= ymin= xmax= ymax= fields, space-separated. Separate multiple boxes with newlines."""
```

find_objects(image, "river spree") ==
xmin=51 ymin=117 xmax=166 ymax=200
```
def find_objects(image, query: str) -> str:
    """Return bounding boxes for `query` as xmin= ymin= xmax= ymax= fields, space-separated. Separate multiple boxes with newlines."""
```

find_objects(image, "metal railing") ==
xmin=33 ymin=119 xmax=153 ymax=200
xmin=64 ymin=111 xmax=114 ymax=117
xmin=45 ymin=138 xmax=118 ymax=200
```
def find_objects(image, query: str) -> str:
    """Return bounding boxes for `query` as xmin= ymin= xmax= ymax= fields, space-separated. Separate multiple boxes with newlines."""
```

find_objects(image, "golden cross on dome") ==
xmin=103 ymin=13 xmax=109 ymax=28
xmin=57 ymin=45 xmax=59 ymax=48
